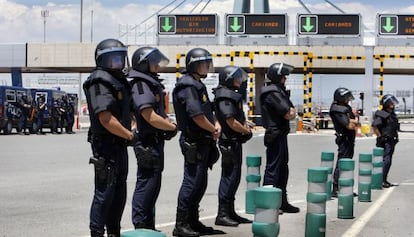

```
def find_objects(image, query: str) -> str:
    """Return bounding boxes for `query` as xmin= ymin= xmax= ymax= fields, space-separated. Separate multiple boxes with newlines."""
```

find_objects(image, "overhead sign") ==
xmin=158 ymin=14 xmax=217 ymax=35
xmin=226 ymin=14 xmax=286 ymax=35
xmin=378 ymin=14 xmax=414 ymax=35
xmin=298 ymin=14 xmax=360 ymax=35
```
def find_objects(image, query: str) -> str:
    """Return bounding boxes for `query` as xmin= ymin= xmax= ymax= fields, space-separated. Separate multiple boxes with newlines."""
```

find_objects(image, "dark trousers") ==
xmin=37 ymin=111 xmax=44 ymax=132
xmin=89 ymin=141 xmax=128 ymax=235
xmin=218 ymin=141 xmax=242 ymax=204
xmin=263 ymin=135 xmax=289 ymax=195
xmin=18 ymin=113 xmax=28 ymax=132
xmin=333 ymin=137 xmax=355 ymax=185
xmin=177 ymin=136 xmax=210 ymax=213
xmin=132 ymin=142 xmax=164 ymax=227
xmin=383 ymin=142 xmax=396 ymax=182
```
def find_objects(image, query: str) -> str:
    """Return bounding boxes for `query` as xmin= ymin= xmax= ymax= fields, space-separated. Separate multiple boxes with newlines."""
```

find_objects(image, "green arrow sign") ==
xmin=162 ymin=17 xmax=173 ymax=32
xmin=303 ymin=16 xmax=315 ymax=32
xmin=230 ymin=17 xmax=242 ymax=32
xmin=382 ymin=17 xmax=395 ymax=33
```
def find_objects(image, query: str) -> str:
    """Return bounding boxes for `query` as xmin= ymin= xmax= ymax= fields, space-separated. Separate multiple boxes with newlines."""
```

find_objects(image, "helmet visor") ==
xmin=384 ymin=96 xmax=399 ymax=106
xmin=145 ymin=48 xmax=170 ymax=67
xmin=340 ymin=90 xmax=354 ymax=101
xmin=100 ymin=50 xmax=128 ymax=70
xmin=229 ymin=67 xmax=248 ymax=84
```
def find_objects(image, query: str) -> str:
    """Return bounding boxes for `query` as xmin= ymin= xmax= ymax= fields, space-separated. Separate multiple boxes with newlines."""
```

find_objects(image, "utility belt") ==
xmin=181 ymin=137 xmax=218 ymax=168
xmin=89 ymin=156 xmax=117 ymax=186
xmin=133 ymin=144 xmax=161 ymax=169
xmin=376 ymin=135 xmax=399 ymax=148
xmin=90 ymin=134 xmax=128 ymax=146
xmin=335 ymin=133 xmax=354 ymax=144
xmin=264 ymin=127 xmax=287 ymax=147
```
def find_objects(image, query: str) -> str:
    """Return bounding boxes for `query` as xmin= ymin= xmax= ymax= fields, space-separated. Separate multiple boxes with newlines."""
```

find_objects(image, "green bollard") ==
xmin=320 ymin=152 xmax=335 ymax=200
xmin=372 ymin=147 xmax=384 ymax=190
xmin=305 ymin=167 xmax=328 ymax=237
xmin=337 ymin=159 xmax=355 ymax=219
xmin=246 ymin=155 xmax=262 ymax=214
xmin=252 ymin=186 xmax=282 ymax=237
xmin=358 ymin=153 xmax=373 ymax=202
xmin=121 ymin=229 xmax=166 ymax=237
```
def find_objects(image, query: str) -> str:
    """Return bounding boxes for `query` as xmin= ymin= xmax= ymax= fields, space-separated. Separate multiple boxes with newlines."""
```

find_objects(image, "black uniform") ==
xmin=129 ymin=70 xmax=167 ymax=229
xmin=329 ymin=102 xmax=356 ymax=187
xmin=260 ymin=84 xmax=293 ymax=204
xmin=214 ymin=85 xmax=252 ymax=225
xmin=83 ymin=69 xmax=131 ymax=236
xmin=173 ymin=74 xmax=219 ymax=232
xmin=17 ymin=95 xmax=31 ymax=134
xmin=36 ymin=95 xmax=46 ymax=134
xmin=372 ymin=109 xmax=399 ymax=184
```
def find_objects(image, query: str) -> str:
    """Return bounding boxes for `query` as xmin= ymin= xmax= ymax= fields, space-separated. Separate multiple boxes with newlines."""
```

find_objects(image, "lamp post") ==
xmin=41 ymin=9 xmax=49 ymax=43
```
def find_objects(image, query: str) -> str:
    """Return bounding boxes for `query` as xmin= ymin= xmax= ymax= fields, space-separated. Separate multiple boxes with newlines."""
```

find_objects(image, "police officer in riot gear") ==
xmin=329 ymin=87 xmax=359 ymax=197
xmin=129 ymin=47 xmax=178 ymax=230
xmin=214 ymin=65 xmax=252 ymax=226
xmin=372 ymin=94 xmax=399 ymax=188
xmin=172 ymin=48 xmax=221 ymax=237
xmin=83 ymin=38 xmax=137 ymax=237
xmin=260 ymin=62 xmax=300 ymax=213
xmin=36 ymin=94 xmax=46 ymax=135
xmin=17 ymin=93 xmax=31 ymax=135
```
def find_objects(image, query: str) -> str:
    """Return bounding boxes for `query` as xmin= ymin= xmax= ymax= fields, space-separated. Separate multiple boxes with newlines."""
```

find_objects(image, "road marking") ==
xmin=341 ymin=187 xmax=395 ymax=237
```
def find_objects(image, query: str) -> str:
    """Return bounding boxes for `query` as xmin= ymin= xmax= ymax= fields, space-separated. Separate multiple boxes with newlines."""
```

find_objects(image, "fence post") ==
xmin=246 ymin=155 xmax=262 ymax=214
xmin=320 ymin=151 xmax=335 ymax=200
xmin=252 ymin=186 xmax=282 ymax=237
xmin=337 ymin=159 xmax=355 ymax=219
xmin=372 ymin=147 xmax=384 ymax=190
xmin=358 ymin=153 xmax=373 ymax=202
xmin=305 ymin=167 xmax=328 ymax=237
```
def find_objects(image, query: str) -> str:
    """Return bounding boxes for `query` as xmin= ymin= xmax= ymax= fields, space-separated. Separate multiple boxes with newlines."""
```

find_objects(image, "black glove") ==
xmin=239 ymin=132 xmax=253 ymax=143
xmin=163 ymin=124 xmax=178 ymax=140
xmin=128 ymin=128 xmax=140 ymax=146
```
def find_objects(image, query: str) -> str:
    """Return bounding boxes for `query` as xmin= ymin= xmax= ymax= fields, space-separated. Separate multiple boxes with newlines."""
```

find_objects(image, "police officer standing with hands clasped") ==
xmin=129 ymin=47 xmax=178 ymax=230
xmin=372 ymin=94 xmax=399 ymax=188
xmin=172 ymin=48 xmax=221 ymax=237
xmin=213 ymin=65 xmax=252 ymax=226
xmin=260 ymin=63 xmax=300 ymax=214
xmin=329 ymin=87 xmax=359 ymax=197
xmin=83 ymin=38 xmax=138 ymax=237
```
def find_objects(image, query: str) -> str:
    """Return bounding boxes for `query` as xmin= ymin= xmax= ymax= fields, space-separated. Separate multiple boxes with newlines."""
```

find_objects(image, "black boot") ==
xmin=90 ymin=230 xmax=104 ymax=237
xmin=215 ymin=203 xmax=239 ymax=227
xmin=173 ymin=210 xmax=200 ymax=237
xmin=229 ymin=202 xmax=252 ymax=224
xmin=332 ymin=184 xmax=339 ymax=198
xmin=280 ymin=194 xmax=300 ymax=213
xmin=188 ymin=209 xmax=215 ymax=235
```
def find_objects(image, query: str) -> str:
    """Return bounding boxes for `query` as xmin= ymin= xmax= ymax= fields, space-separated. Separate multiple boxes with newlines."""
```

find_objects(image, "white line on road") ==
xmin=341 ymin=187 xmax=395 ymax=237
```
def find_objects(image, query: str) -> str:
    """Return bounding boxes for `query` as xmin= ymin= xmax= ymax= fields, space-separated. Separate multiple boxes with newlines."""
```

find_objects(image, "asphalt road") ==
xmin=1 ymin=128 xmax=413 ymax=237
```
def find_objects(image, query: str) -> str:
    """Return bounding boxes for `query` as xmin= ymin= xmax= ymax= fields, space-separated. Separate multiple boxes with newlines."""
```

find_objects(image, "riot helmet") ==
xmin=381 ymin=94 xmax=399 ymax=110
xmin=95 ymin=38 xmax=128 ymax=72
xmin=185 ymin=48 xmax=214 ymax=78
xmin=333 ymin=87 xmax=354 ymax=103
xmin=219 ymin=65 xmax=248 ymax=89
xmin=131 ymin=47 xmax=169 ymax=73
xmin=266 ymin=63 xmax=294 ymax=84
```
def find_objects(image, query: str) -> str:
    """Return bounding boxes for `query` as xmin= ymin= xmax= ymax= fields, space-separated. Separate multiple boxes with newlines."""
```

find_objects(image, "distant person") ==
xmin=372 ymin=94 xmax=399 ymax=188
xmin=329 ymin=87 xmax=359 ymax=197
xmin=260 ymin=63 xmax=299 ymax=213
xmin=128 ymin=47 xmax=177 ymax=230
xmin=36 ymin=94 xmax=46 ymax=135
xmin=66 ymin=95 xmax=76 ymax=134
xmin=83 ymin=38 xmax=137 ymax=237
xmin=17 ymin=93 xmax=32 ymax=135
xmin=213 ymin=65 xmax=252 ymax=226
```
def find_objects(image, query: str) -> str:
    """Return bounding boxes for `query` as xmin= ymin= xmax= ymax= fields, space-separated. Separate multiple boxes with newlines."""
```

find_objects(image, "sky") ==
xmin=2 ymin=0 xmax=414 ymax=110
xmin=2 ymin=0 xmax=414 ymax=43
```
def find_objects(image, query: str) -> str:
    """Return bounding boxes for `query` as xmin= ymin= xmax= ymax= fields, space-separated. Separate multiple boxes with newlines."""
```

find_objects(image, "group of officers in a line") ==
xmin=16 ymin=93 xmax=76 ymax=135
xmin=83 ymin=38 xmax=400 ymax=237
